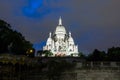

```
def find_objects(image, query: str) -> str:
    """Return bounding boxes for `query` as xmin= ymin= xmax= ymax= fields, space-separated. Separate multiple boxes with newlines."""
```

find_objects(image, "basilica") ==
xmin=43 ymin=17 xmax=78 ymax=56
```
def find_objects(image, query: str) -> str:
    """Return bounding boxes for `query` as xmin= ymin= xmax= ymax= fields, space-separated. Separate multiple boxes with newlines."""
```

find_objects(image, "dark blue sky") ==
xmin=0 ymin=0 xmax=120 ymax=54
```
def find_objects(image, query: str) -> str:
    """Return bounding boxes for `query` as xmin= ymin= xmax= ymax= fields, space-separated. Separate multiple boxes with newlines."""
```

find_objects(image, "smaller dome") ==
xmin=46 ymin=32 xmax=52 ymax=45
xmin=68 ymin=32 xmax=74 ymax=44
xmin=68 ymin=37 xmax=74 ymax=45
xmin=47 ymin=38 xmax=52 ymax=42
xmin=68 ymin=37 xmax=74 ymax=42
xmin=46 ymin=38 xmax=52 ymax=45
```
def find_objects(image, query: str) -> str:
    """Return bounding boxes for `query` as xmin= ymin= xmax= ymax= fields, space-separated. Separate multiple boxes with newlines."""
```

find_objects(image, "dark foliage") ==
xmin=87 ymin=49 xmax=106 ymax=61
xmin=107 ymin=47 xmax=120 ymax=61
xmin=0 ymin=19 xmax=32 ymax=55
xmin=37 ymin=50 xmax=53 ymax=57
xmin=86 ymin=47 xmax=120 ymax=61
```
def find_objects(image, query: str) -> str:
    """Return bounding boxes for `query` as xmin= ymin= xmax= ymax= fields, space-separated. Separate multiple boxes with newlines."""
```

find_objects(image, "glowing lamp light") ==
xmin=30 ymin=49 xmax=33 ymax=53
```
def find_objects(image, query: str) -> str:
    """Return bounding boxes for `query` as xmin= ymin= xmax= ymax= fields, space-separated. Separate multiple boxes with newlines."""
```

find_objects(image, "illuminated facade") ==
xmin=43 ymin=17 xmax=78 ymax=56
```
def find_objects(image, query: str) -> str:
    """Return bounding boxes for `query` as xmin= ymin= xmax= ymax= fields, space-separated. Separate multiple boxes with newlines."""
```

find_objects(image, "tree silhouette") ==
xmin=0 ymin=19 xmax=32 ymax=55
xmin=87 ymin=49 xmax=106 ymax=61
xmin=107 ymin=47 xmax=120 ymax=61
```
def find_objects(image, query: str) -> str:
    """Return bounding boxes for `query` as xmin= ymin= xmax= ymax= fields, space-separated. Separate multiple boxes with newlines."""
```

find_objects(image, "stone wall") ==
xmin=76 ymin=70 xmax=120 ymax=80
xmin=0 ymin=55 xmax=120 ymax=80
xmin=61 ymin=62 xmax=120 ymax=80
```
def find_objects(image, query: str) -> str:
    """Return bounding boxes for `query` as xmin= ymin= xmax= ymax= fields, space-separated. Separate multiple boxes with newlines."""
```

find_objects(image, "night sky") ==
xmin=0 ymin=0 xmax=120 ymax=54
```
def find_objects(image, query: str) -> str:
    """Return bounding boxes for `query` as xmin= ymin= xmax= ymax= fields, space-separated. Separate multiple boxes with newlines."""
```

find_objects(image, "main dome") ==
xmin=55 ymin=17 xmax=66 ymax=34
xmin=55 ymin=25 xmax=66 ymax=34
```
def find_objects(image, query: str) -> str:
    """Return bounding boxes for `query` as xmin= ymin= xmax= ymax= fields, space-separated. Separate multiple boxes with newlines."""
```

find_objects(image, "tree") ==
xmin=107 ymin=47 xmax=120 ymax=61
xmin=78 ymin=52 xmax=85 ymax=57
xmin=87 ymin=49 xmax=106 ymax=61
xmin=37 ymin=50 xmax=53 ymax=57
xmin=0 ymin=19 xmax=32 ymax=55
xmin=0 ymin=20 xmax=12 ymax=53
xmin=44 ymin=50 xmax=53 ymax=57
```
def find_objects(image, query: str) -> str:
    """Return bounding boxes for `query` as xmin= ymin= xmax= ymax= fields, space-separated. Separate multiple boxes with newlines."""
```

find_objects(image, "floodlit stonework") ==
xmin=43 ymin=17 xmax=78 ymax=56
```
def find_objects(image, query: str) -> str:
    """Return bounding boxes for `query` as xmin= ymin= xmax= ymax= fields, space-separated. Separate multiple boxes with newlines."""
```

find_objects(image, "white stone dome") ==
xmin=68 ymin=37 xmax=74 ymax=44
xmin=46 ymin=32 xmax=52 ymax=45
xmin=68 ymin=37 xmax=74 ymax=42
xmin=46 ymin=37 xmax=52 ymax=44
xmin=68 ymin=32 xmax=74 ymax=44
xmin=55 ymin=25 xmax=66 ymax=34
